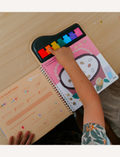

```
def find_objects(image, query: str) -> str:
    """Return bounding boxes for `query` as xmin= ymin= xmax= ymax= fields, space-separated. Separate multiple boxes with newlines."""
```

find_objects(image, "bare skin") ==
xmin=9 ymin=131 xmax=34 ymax=145
xmin=49 ymin=47 xmax=105 ymax=128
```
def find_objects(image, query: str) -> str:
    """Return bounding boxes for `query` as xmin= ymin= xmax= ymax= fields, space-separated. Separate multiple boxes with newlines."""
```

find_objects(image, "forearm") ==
xmin=49 ymin=47 xmax=105 ymax=127
xmin=64 ymin=60 xmax=105 ymax=127
xmin=64 ymin=60 xmax=101 ymax=106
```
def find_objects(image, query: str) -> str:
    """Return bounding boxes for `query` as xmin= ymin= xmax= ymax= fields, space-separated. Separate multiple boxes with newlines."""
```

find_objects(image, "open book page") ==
xmin=41 ymin=36 xmax=119 ymax=111
xmin=0 ymin=68 xmax=71 ymax=143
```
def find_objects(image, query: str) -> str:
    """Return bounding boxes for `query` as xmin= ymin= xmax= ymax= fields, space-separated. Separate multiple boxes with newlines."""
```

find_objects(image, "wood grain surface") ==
xmin=0 ymin=12 xmax=120 ymax=144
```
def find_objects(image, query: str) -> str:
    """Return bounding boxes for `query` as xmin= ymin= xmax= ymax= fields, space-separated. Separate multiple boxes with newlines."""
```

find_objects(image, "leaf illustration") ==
xmin=72 ymin=93 xmax=79 ymax=99
xmin=96 ymin=84 xmax=103 ymax=91
xmin=96 ymin=124 xmax=104 ymax=130
xmin=86 ymin=137 xmax=91 ymax=144
xmin=104 ymin=79 xmax=110 ymax=83
xmin=83 ymin=130 xmax=89 ymax=138
xmin=91 ymin=130 xmax=99 ymax=139
xmin=100 ymin=131 xmax=106 ymax=139
xmin=93 ymin=139 xmax=104 ymax=144
xmin=83 ymin=138 xmax=86 ymax=144
xmin=91 ymin=130 xmax=103 ymax=141
xmin=95 ymin=129 xmax=100 ymax=135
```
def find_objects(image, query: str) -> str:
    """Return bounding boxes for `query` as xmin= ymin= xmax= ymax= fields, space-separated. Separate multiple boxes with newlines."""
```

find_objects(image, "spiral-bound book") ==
xmin=0 ymin=68 xmax=72 ymax=143
xmin=31 ymin=23 xmax=119 ymax=111
xmin=0 ymin=23 xmax=119 ymax=143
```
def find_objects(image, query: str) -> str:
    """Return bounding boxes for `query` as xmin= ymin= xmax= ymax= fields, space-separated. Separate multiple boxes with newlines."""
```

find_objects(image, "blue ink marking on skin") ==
xmin=55 ymin=103 xmax=57 ymax=104
xmin=39 ymin=114 xmax=41 ymax=116
xmin=60 ymin=110 xmax=62 ymax=112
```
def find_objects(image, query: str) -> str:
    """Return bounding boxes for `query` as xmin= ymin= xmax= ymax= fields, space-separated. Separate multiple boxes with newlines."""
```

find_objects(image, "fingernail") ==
xmin=31 ymin=134 xmax=34 ymax=138
xmin=26 ymin=131 xmax=29 ymax=134
xmin=18 ymin=131 xmax=22 ymax=135
xmin=48 ymin=47 xmax=51 ymax=51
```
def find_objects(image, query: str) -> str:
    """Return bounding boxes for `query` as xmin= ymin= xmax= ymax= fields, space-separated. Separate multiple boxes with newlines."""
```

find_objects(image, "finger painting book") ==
xmin=0 ymin=23 xmax=119 ymax=144
xmin=31 ymin=23 xmax=119 ymax=111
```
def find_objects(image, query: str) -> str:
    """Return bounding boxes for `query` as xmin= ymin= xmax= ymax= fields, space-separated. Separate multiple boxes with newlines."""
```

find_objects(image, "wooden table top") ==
xmin=0 ymin=12 xmax=120 ymax=144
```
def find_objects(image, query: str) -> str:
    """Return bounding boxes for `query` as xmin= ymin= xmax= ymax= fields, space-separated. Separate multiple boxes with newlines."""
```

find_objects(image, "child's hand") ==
xmin=48 ymin=47 xmax=75 ymax=68
xmin=8 ymin=131 xmax=34 ymax=145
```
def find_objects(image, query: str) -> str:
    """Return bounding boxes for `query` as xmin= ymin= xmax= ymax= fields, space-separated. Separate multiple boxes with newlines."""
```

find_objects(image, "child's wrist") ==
xmin=64 ymin=59 xmax=77 ymax=70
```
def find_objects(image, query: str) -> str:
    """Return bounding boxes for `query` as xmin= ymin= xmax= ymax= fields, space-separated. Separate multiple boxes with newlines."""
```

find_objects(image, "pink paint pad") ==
xmin=74 ymin=28 xmax=83 ymax=37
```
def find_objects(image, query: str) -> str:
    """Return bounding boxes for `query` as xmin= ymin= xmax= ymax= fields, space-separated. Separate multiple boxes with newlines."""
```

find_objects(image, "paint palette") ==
xmin=31 ymin=23 xmax=86 ymax=63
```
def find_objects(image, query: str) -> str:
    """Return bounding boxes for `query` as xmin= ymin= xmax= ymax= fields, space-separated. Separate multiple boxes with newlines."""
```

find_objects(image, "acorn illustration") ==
xmin=96 ymin=77 xmax=103 ymax=91
xmin=96 ymin=77 xmax=103 ymax=86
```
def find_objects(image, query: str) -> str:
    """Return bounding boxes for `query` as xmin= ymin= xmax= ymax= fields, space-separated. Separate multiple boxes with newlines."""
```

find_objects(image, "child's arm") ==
xmin=49 ymin=47 xmax=105 ymax=128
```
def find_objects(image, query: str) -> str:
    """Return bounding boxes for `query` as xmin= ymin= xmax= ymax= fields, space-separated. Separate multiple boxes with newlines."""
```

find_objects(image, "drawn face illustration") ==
xmin=59 ymin=54 xmax=100 ymax=89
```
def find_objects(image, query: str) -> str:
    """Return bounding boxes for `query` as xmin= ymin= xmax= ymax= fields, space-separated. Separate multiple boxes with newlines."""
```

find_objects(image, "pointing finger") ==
xmin=48 ymin=47 xmax=55 ymax=55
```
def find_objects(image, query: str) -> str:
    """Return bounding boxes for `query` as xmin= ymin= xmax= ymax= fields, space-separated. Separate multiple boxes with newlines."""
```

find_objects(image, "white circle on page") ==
xmin=28 ymin=78 xmax=32 ymax=81
xmin=60 ymin=70 xmax=74 ymax=88
xmin=76 ymin=55 xmax=99 ymax=80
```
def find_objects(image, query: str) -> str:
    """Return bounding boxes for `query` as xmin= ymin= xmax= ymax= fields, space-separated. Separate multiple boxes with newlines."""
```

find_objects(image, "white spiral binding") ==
xmin=39 ymin=66 xmax=73 ymax=114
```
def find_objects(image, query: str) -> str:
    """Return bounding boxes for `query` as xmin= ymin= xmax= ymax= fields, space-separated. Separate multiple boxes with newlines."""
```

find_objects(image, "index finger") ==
xmin=8 ymin=136 xmax=13 ymax=145
xmin=48 ymin=47 xmax=55 ymax=55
